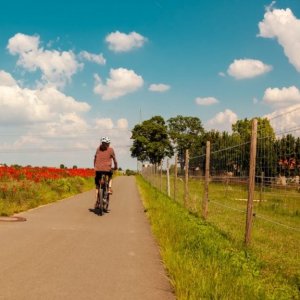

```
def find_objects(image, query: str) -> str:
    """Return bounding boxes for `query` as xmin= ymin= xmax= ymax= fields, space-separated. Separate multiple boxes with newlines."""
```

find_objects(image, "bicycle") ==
xmin=95 ymin=174 xmax=110 ymax=216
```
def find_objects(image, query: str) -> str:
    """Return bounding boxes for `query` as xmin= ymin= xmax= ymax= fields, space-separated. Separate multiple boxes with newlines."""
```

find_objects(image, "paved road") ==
xmin=0 ymin=176 xmax=174 ymax=300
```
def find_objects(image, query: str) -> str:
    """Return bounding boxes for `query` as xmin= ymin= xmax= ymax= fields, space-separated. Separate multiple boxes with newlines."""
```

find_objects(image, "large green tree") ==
xmin=232 ymin=117 xmax=275 ymax=142
xmin=167 ymin=115 xmax=204 ymax=170
xmin=130 ymin=116 xmax=174 ymax=165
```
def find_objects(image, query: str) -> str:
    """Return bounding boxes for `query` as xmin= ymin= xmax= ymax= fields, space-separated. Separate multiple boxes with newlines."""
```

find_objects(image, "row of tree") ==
xmin=130 ymin=115 xmax=300 ymax=178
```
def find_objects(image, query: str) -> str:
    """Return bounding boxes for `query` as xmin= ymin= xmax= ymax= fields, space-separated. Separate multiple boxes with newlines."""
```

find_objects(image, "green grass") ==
xmin=0 ymin=177 xmax=94 ymax=216
xmin=137 ymin=175 xmax=300 ymax=299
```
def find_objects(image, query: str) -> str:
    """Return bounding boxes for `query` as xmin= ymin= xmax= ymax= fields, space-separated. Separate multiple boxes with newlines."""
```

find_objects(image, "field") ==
xmin=0 ymin=165 xmax=94 ymax=216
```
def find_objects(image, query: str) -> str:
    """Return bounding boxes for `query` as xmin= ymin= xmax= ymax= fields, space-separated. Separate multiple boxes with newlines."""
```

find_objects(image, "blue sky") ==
xmin=0 ymin=0 xmax=299 ymax=169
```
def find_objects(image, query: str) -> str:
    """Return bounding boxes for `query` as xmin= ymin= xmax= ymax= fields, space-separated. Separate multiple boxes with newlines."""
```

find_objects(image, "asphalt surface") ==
xmin=0 ymin=176 xmax=175 ymax=300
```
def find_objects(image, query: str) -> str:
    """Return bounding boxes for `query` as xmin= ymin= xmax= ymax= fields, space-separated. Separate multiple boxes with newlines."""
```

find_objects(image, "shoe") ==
xmin=108 ymin=188 xmax=113 ymax=194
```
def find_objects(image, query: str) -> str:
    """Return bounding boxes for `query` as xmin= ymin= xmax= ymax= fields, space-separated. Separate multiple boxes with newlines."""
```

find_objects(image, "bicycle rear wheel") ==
xmin=104 ymin=193 xmax=110 ymax=212
xmin=96 ymin=188 xmax=104 ymax=216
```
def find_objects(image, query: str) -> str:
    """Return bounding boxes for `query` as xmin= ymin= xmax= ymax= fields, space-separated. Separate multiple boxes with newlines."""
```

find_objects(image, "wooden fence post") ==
xmin=202 ymin=141 xmax=210 ymax=219
xmin=184 ymin=149 xmax=189 ymax=206
xmin=174 ymin=154 xmax=178 ymax=201
xmin=245 ymin=119 xmax=258 ymax=246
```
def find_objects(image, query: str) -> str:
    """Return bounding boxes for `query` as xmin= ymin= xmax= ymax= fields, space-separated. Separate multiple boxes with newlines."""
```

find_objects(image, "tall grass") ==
xmin=150 ymin=174 xmax=300 ymax=293
xmin=136 ymin=175 xmax=300 ymax=299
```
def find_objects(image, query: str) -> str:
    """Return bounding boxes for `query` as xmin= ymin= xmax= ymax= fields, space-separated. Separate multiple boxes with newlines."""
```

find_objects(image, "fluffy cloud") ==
xmin=0 ymin=75 xmax=90 ymax=124
xmin=265 ymin=104 xmax=300 ymax=136
xmin=36 ymin=87 xmax=90 ymax=113
xmin=0 ymin=86 xmax=51 ymax=124
xmin=94 ymin=68 xmax=144 ymax=100
xmin=258 ymin=7 xmax=300 ymax=72
xmin=95 ymin=118 xmax=114 ymax=130
xmin=7 ymin=33 xmax=82 ymax=88
xmin=227 ymin=59 xmax=272 ymax=79
xmin=39 ymin=113 xmax=90 ymax=138
xmin=195 ymin=97 xmax=219 ymax=106
xmin=148 ymin=83 xmax=170 ymax=92
xmin=263 ymin=86 xmax=300 ymax=107
xmin=0 ymin=70 xmax=17 ymax=86
xmin=8 ymin=33 xmax=39 ymax=55
xmin=106 ymin=31 xmax=147 ymax=52
xmin=79 ymin=51 xmax=106 ymax=65
xmin=94 ymin=118 xmax=129 ymax=131
xmin=206 ymin=109 xmax=238 ymax=132
xmin=55 ymin=113 xmax=89 ymax=135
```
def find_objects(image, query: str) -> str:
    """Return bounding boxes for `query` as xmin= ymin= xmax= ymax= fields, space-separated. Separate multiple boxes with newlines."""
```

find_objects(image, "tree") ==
xmin=200 ymin=130 xmax=242 ymax=176
xmin=167 ymin=115 xmax=204 ymax=170
xmin=130 ymin=116 xmax=174 ymax=165
xmin=232 ymin=117 xmax=276 ymax=178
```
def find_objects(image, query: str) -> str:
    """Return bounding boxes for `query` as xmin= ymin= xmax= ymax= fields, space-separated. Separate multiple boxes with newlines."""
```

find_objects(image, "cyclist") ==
xmin=94 ymin=136 xmax=118 ymax=209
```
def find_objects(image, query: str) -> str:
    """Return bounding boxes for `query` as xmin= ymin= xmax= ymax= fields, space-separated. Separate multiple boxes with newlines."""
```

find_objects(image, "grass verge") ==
xmin=136 ymin=175 xmax=299 ymax=300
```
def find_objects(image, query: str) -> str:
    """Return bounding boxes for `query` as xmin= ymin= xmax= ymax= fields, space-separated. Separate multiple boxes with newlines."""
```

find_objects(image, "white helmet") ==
xmin=101 ymin=136 xmax=111 ymax=144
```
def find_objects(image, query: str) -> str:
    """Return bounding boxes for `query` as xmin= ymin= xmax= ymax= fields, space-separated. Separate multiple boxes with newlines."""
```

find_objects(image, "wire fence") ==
xmin=141 ymin=115 xmax=300 ymax=282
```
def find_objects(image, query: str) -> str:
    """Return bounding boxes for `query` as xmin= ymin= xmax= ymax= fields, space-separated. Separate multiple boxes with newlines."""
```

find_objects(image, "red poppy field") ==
xmin=0 ymin=165 xmax=95 ymax=216
xmin=0 ymin=165 xmax=94 ymax=182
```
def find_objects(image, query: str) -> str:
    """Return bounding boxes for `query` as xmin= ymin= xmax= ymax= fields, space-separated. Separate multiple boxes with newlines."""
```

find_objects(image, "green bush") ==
xmin=125 ymin=169 xmax=136 ymax=176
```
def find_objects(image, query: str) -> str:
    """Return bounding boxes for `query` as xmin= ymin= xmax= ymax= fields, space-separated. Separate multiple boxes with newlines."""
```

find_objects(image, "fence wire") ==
xmin=141 ymin=114 xmax=300 ymax=239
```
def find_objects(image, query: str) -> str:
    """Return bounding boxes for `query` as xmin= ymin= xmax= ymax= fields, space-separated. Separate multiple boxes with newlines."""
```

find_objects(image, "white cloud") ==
xmin=117 ymin=118 xmax=128 ymax=129
xmin=93 ymin=68 xmax=144 ymax=100
xmin=227 ymin=59 xmax=272 ymax=79
xmin=148 ymin=83 xmax=170 ymax=92
xmin=94 ymin=117 xmax=128 ymax=131
xmin=7 ymin=33 xmax=82 ymax=88
xmin=36 ymin=86 xmax=90 ymax=113
xmin=258 ymin=7 xmax=300 ymax=72
xmin=218 ymin=72 xmax=226 ymax=77
xmin=0 ymin=70 xmax=17 ymax=86
xmin=195 ymin=97 xmax=219 ymax=106
xmin=79 ymin=51 xmax=106 ymax=65
xmin=265 ymin=104 xmax=300 ymax=136
xmin=0 ymin=85 xmax=51 ymax=124
xmin=106 ymin=31 xmax=147 ymax=52
xmin=206 ymin=109 xmax=238 ymax=132
xmin=263 ymin=86 xmax=300 ymax=107
xmin=57 ymin=113 xmax=89 ymax=135
xmin=7 ymin=33 xmax=39 ymax=55
xmin=95 ymin=118 xmax=114 ymax=130
xmin=38 ymin=113 xmax=90 ymax=138
xmin=0 ymin=79 xmax=90 ymax=125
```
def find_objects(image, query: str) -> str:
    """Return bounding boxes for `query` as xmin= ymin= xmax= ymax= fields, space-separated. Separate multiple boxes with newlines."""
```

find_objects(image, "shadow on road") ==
xmin=88 ymin=208 xmax=110 ymax=215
